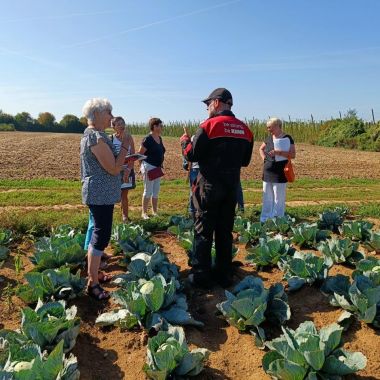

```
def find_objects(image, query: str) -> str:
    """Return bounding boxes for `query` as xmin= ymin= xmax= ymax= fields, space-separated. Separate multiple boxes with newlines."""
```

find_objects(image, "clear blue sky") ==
xmin=0 ymin=0 xmax=379 ymax=123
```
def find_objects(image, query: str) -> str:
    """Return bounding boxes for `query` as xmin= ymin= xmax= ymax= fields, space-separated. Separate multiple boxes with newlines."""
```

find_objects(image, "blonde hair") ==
xmin=266 ymin=117 xmax=282 ymax=129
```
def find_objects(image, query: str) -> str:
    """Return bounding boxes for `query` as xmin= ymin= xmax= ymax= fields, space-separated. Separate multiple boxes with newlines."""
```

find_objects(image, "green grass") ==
xmin=0 ymin=178 xmax=379 ymax=235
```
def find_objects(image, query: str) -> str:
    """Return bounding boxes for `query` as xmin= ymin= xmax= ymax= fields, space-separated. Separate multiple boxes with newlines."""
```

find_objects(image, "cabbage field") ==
xmin=1 ymin=209 xmax=380 ymax=379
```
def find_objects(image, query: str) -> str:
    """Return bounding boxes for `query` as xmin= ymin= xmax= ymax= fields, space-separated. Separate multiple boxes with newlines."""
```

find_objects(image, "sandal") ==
xmin=98 ymin=271 xmax=112 ymax=283
xmin=87 ymin=284 xmax=110 ymax=300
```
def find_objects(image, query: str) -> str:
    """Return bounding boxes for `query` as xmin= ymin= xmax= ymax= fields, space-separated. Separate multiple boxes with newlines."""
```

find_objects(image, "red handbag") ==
xmin=147 ymin=167 xmax=164 ymax=181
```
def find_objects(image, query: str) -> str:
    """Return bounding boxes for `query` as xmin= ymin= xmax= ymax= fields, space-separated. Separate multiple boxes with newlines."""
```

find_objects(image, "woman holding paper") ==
xmin=138 ymin=117 xmax=166 ymax=219
xmin=80 ymin=98 xmax=127 ymax=300
xmin=259 ymin=117 xmax=296 ymax=222
xmin=111 ymin=117 xmax=136 ymax=222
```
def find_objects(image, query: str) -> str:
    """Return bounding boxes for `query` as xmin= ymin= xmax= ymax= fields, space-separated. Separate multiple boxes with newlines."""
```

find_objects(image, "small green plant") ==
xmin=14 ymin=253 xmax=24 ymax=275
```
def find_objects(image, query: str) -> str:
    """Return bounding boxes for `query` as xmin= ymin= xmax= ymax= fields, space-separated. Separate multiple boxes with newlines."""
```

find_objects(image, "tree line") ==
xmin=0 ymin=110 xmax=87 ymax=133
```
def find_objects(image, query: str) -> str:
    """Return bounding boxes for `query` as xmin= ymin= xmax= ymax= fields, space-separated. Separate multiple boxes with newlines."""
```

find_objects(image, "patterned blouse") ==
xmin=80 ymin=127 xmax=121 ymax=205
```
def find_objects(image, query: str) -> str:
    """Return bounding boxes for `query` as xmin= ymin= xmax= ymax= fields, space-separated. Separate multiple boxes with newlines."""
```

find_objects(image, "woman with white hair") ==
xmin=259 ymin=117 xmax=296 ymax=222
xmin=80 ymin=98 xmax=127 ymax=300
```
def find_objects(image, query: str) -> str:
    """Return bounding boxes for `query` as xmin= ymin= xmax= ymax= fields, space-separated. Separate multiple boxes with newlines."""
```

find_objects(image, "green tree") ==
xmin=38 ymin=112 xmax=56 ymax=128
xmin=14 ymin=112 xmax=35 ymax=130
xmin=60 ymin=114 xmax=85 ymax=132
xmin=0 ymin=110 xmax=15 ymax=125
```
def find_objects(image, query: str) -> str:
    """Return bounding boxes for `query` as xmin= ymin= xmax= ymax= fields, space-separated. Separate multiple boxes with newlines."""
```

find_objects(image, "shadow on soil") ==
xmin=72 ymin=332 xmax=125 ymax=380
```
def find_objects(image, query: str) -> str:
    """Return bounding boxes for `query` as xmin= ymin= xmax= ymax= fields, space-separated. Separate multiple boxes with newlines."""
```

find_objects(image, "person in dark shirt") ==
xmin=259 ymin=117 xmax=296 ymax=222
xmin=138 ymin=117 xmax=166 ymax=219
xmin=181 ymin=88 xmax=253 ymax=288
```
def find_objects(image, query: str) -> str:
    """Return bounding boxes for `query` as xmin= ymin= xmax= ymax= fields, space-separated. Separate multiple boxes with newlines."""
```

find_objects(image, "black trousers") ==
xmin=88 ymin=204 xmax=114 ymax=251
xmin=191 ymin=175 xmax=237 ymax=277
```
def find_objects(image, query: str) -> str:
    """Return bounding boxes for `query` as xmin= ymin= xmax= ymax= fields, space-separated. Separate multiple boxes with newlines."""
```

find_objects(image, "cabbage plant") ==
xmin=246 ymin=235 xmax=293 ymax=267
xmin=96 ymin=274 xmax=203 ymax=330
xmin=143 ymin=325 xmax=210 ymax=380
xmin=167 ymin=215 xmax=194 ymax=236
xmin=234 ymin=217 xmax=266 ymax=244
xmin=278 ymin=252 xmax=329 ymax=291
xmin=353 ymin=257 xmax=380 ymax=285
xmin=0 ymin=339 xmax=80 ymax=380
xmin=16 ymin=300 xmax=80 ymax=353
xmin=263 ymin=321 xmax=367 ymax=379
xmin=17 ymin=267 xmax=85 ymax=304
xmin=113 ymin=251 xmax=180 ymax=284
xmin=111 ymin=223 xmax=151 ymax=257
xmin=216 ymin=276 xmax=290 ymax=347
xmin=339 ymin=220 xmax=373 ymax=241
xmin=318 ymin=210 xmax=344 ymax=232
xmin=363 ymin=230 xmax=380 ymax=253
xmin=318 ymin=237 xmax=364 ymax=267
xmin=264 ymin=215 xmax=295 ymax=235
xmin=0 ymin=229 xmax=12 ymax=260
xmin=31 ymin=228 xmax=86 ymax=271
xmin=291 ymin=223 xmax=319 ymax=248
xmin=321 ymin=274 xmax=380 ymax=328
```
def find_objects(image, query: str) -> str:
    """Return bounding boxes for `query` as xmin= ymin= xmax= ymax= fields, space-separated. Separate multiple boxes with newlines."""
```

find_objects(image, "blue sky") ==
xmin=0 ymin=0 xmax=379 ymax=123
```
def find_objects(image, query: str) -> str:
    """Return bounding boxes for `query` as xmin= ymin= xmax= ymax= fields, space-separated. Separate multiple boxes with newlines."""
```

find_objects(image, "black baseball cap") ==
xmin=202 ymin=88 xmax=233 ymax=105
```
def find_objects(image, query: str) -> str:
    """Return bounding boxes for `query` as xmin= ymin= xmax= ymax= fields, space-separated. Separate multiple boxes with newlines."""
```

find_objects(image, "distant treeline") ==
xmin=0 ymin=111 xmax=87 ymax=133
xmin=1 ymin=109 xmax=379 ymax=151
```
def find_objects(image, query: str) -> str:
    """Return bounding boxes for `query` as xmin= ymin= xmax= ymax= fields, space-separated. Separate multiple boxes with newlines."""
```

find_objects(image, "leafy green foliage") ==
xmin=278 ymin=252 xmax=329 ymax=291
xmin=143 ymin=326 xmax=210 ymax=379
xmin=263 ymin=320 xmax=367 ymax=379
xmin=19 ymin=300 xmax=80 ymax=353
xmin=290 ymin=223 xmax=319 ymax=248
xmin=318 ymin=209 xmax=345 ymax=232
xmin=318 ymin=237 xmax=364 ymax=267
xmin=264 ymin=216 xmax=295 ymax=235
xmin=113 ymin=251 xmax=180 ymax=283
xmin=111 ymin=223 xmax=152 ymax=258
xmin=16 ymin=267 xmax=85 ymax=304
xmin=0 ymin=339 xmax=80 ymax=380
xmin=363 ymin=230 xmax=380 ymax=252
xmin=353 ymin=257 xmax=380 ymax=285
xmin=0 ymin=229 xmax=13 ymax=260
xmin=234 ymin=217 xmax=266 ymax=244
xmin=96 ymin=274 xmax=203 ymax=330
xmin=321 ymin=274 xmax=380 ymax=327
xmin=216 ymin=276 xmax=290 ymax=347
xmin=340 ymin=221 xmax=373 ymax=241
xmin=246 ymin=235 xmax=294 ymax=267
xmin=31 ymin=226 xmax=86 ymax=270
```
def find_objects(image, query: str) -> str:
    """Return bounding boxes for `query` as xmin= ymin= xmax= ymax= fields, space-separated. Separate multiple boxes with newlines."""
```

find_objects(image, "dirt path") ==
xmin=0 ymin=132 xmax=379 ymax=180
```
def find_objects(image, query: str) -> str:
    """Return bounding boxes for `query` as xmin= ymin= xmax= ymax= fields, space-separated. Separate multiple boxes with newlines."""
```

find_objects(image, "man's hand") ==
xmin=180 ymin=133 xmax=190 ymax=144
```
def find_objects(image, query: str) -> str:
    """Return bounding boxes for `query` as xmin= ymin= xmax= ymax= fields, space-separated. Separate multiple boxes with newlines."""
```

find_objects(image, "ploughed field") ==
xmin=1 ymin=223 xmax=380 ymax=380
xmin=1 ymin=131 xmax=380 ymax=180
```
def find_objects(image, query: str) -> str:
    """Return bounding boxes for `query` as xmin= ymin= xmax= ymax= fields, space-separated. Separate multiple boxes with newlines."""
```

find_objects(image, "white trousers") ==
xmin=141 ymin=162 xmax=161 ymax=198
xmin=260 ymin=182 xmax=287 ymax=222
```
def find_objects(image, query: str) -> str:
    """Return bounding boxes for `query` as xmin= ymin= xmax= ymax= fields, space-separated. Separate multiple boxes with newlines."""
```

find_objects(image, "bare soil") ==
xmin=0 ymin=132 xmax=379 ymax=180
xmin=1 ymin=234 xmax=379 ymax=379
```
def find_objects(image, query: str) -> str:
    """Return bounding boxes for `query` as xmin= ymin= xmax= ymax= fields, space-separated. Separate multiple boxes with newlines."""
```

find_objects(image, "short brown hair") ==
xmin=149 ymin=117 xmax=162 ymax=131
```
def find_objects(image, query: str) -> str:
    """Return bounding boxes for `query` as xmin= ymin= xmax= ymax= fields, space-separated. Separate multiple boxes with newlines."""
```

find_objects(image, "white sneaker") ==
xmin=141 ymin=213 xmax=150 ymax=220
xmin=152 ymin=212 xmax=159 ymax=217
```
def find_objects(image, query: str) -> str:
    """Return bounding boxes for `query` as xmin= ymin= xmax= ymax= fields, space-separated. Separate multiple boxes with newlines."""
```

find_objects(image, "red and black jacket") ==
xmin=182 ymin=110 xmax=253 ymax=185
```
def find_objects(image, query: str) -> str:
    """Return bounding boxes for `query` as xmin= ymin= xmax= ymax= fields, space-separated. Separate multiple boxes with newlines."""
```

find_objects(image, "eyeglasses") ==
xmin=206 ymin=99 xmax=215 ymax=108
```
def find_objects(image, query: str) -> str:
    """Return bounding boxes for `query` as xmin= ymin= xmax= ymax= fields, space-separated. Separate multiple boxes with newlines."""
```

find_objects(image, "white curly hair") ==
xmin=266 ymin=117 xmax=282 ymax=129
xmin=82 ymin=98 xmax=112 ymax=124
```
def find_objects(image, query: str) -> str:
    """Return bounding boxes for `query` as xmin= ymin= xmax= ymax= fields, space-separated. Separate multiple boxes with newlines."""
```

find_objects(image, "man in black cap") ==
xmin=180 ymin=88 xmax=253 ymax=288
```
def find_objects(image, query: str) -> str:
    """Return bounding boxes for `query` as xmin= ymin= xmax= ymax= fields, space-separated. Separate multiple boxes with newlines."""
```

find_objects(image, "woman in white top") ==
xmin=111 ymin=117 xmax=135 ymax=222
xmin=259 ymin=118 xmax=296 ymax=222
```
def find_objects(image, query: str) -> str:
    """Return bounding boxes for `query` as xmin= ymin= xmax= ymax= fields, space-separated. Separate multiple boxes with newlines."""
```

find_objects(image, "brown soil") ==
xmin=0 ymin=132 xmax=379 ymax=180
xmin=1 ymin=234 xmax=379 ymax=379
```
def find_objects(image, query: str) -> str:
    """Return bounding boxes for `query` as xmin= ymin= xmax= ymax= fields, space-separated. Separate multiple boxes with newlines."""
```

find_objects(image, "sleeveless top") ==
xmin=262 ymin=134 xmax=294 ymax=183
xmin=80 ymin=127 xmax=121 ymax=205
